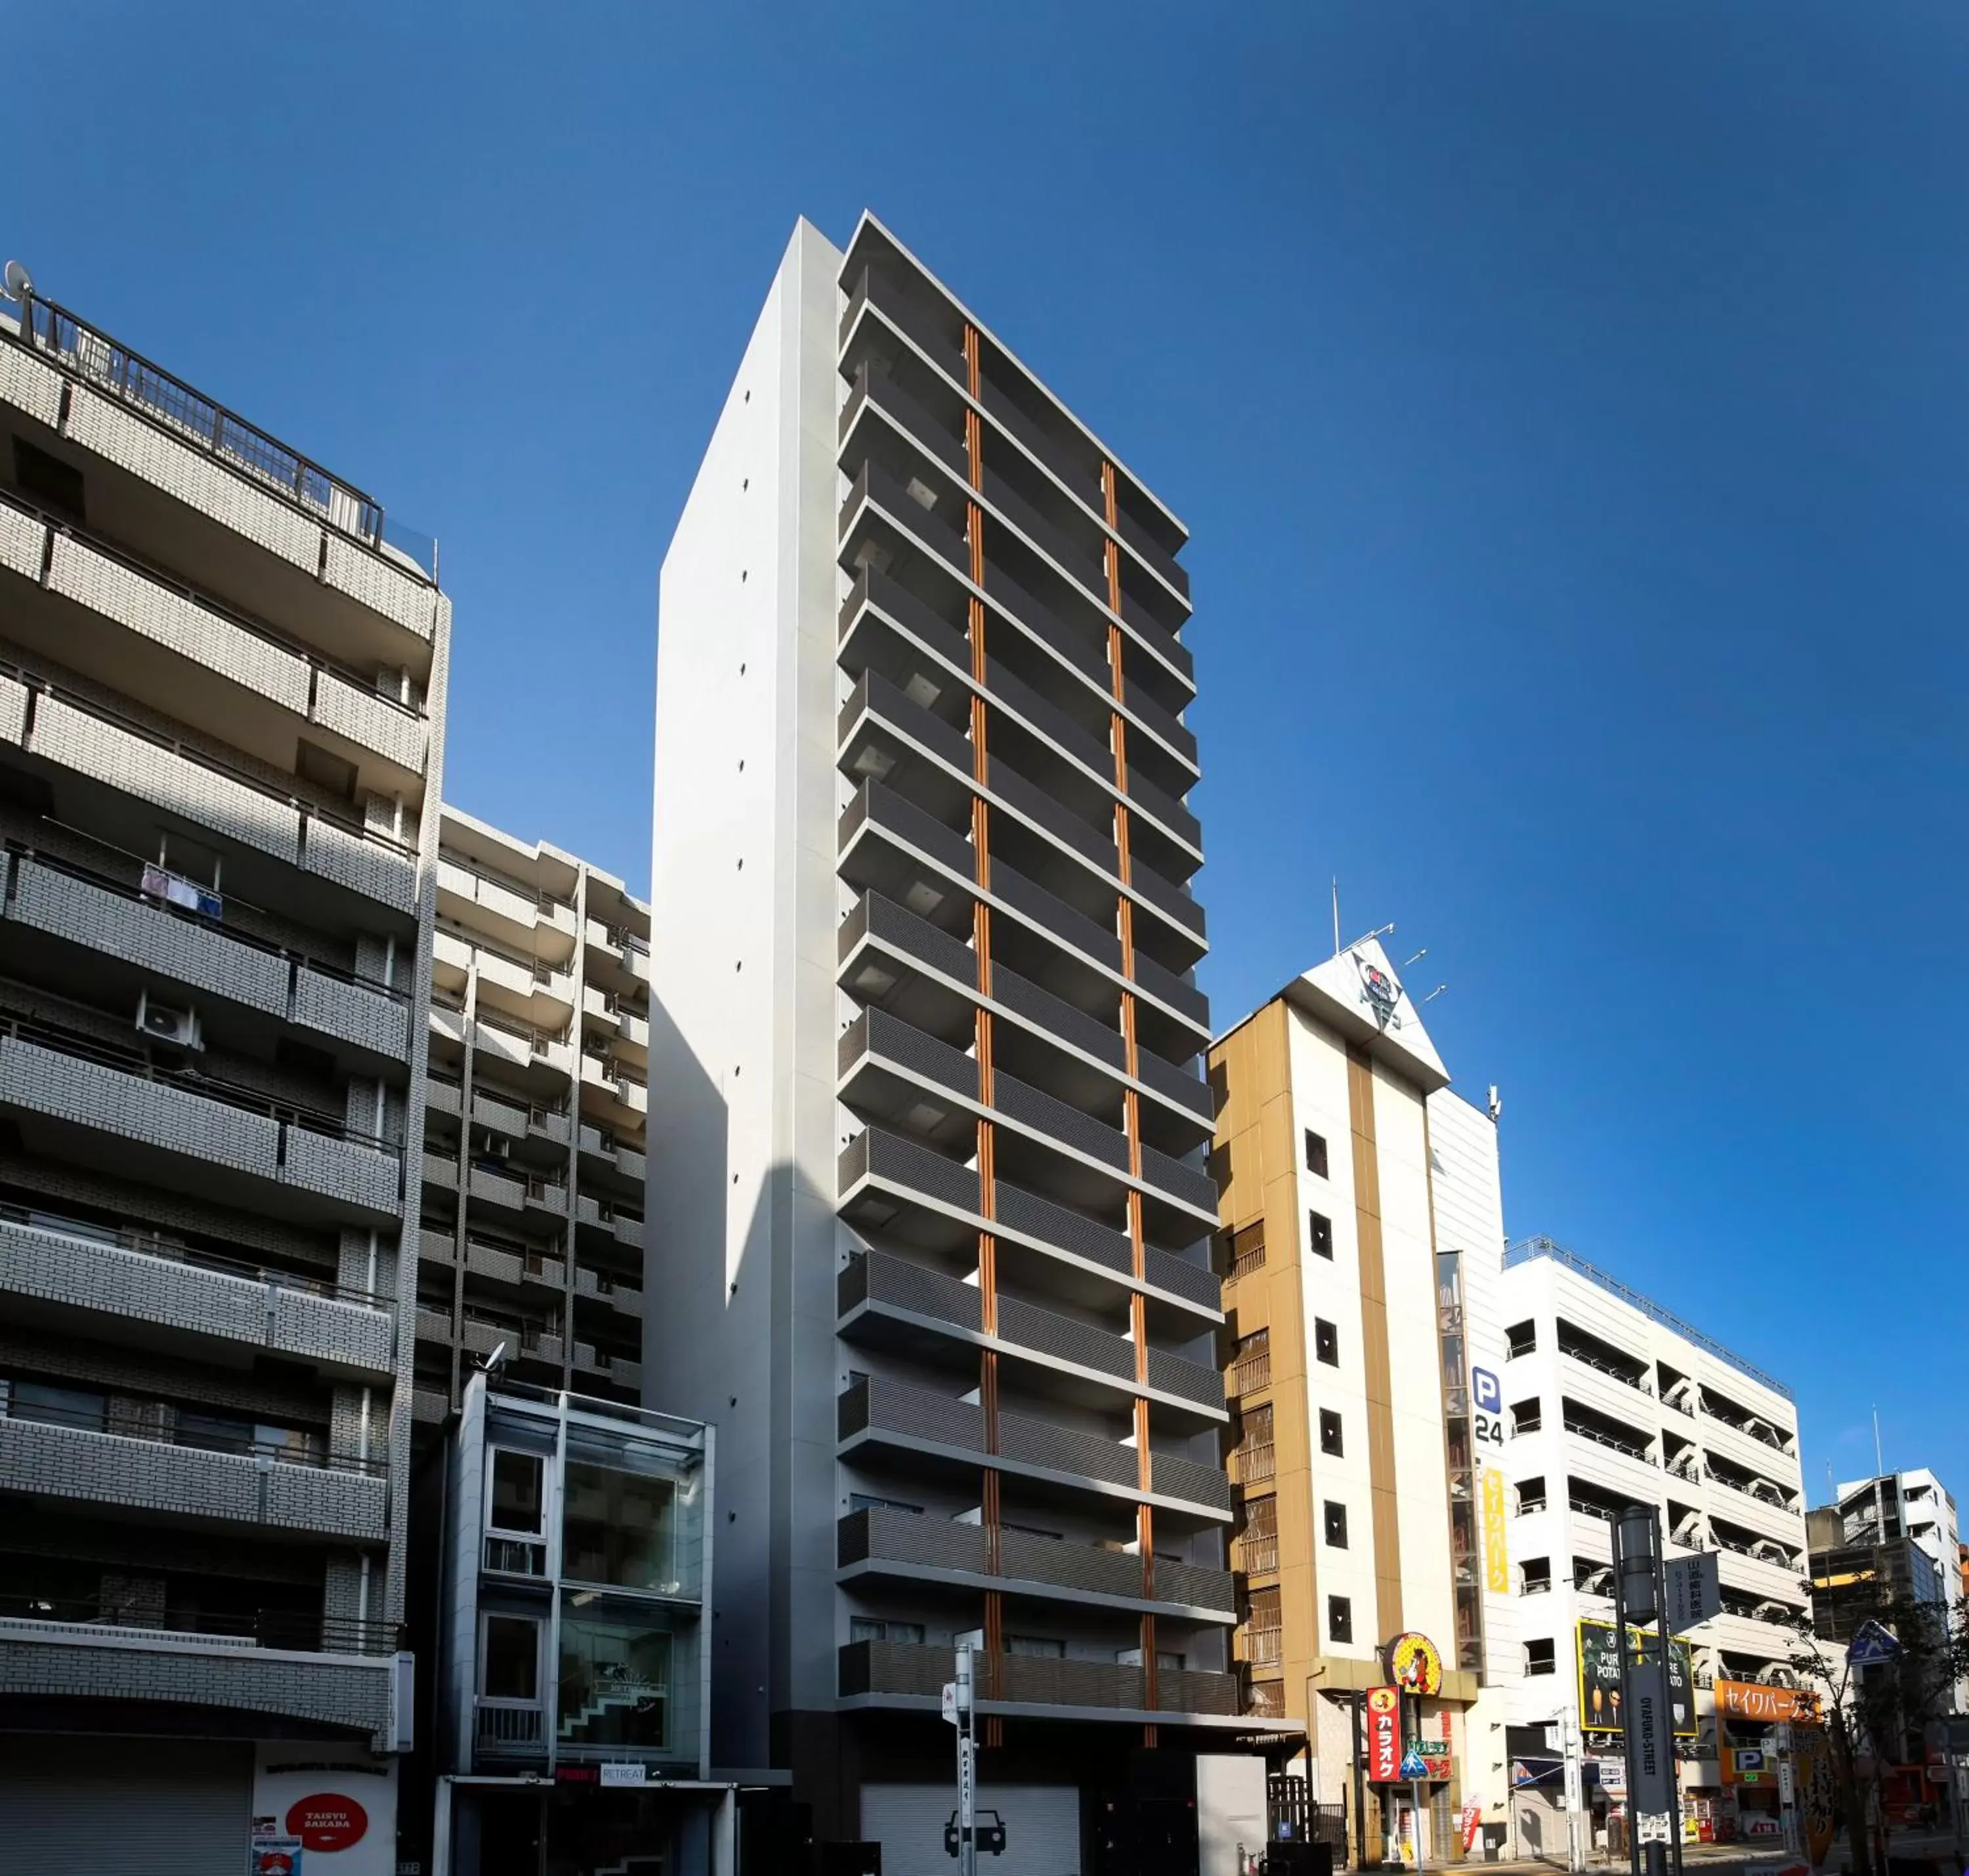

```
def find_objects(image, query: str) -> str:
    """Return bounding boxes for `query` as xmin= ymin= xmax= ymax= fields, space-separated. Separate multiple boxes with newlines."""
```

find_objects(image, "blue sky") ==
xmin=11 ymin=5 xmax=1965 ymax=1503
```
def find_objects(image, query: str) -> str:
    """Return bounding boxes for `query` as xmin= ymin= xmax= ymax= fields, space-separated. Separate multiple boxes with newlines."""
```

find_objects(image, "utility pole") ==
xmin=1353 ymin=1689 xmax=1372 ymax=1869
xmin=1562 ymin=1705 xmax=1587 ymax=1875
xmin=1615 ymin=1504 xmax=1682 ymax=1876
xmin=946 ymin=1640 xmax=977 ymax=1876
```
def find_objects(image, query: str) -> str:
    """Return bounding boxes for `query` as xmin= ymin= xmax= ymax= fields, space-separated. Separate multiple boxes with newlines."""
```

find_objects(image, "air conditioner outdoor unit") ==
xmin=137 ymin=992 xmax=202 ymax=1051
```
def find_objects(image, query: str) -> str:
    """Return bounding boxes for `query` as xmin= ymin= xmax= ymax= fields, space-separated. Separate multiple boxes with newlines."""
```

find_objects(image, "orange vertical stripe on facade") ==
xmin=967 ymin=327 xmax=1004 ymax=1736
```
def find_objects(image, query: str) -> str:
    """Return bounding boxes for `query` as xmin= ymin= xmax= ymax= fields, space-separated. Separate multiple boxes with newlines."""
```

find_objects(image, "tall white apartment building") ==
xmin=0 ymin=275 xmax=448 ymax=1862
xmin=648 ymin=216 xmax=1267 ymax=1870
xmin=1477 ymin=1238 xmax=1809 ymax=1838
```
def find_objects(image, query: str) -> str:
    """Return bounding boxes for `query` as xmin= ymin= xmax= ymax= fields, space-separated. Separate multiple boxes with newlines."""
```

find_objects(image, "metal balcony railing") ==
xmin=6 ymin=840 xmax=410 ymax=1012
xmin=0 ymin=1391 xmax=384 ymax=1478
xmin=0 ymin=1594 xmax=402 ymax=1655
xmin=0 ymin=1198 xmax=390 ymax=1310
xmin=0 ymin=1005 xmax=398 ymax=1157
xmin=0 ymin=486 xmax=429 ymax=719
xmin=12 ymin=292 xmax=438 ymax=578
xmin=840 ymin=1638 xmax=1237 ymax=1716
xmin=838 ymin=1506 xmax=1232 ymax=1613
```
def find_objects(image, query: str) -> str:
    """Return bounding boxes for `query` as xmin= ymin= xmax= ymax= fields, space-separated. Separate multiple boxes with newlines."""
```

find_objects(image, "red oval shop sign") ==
xmin=286 ymin=1793 xmax=368 ymax=1852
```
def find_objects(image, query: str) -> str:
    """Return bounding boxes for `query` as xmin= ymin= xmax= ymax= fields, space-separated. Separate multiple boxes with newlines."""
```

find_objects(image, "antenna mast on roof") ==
xmin=1332 ymin=879 xmax=1341 ymax=959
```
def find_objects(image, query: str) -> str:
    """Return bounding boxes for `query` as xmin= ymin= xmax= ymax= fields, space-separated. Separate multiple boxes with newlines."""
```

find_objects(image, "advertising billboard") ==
xmin=1576 ymin=1620 xmax=1697 ymax=1738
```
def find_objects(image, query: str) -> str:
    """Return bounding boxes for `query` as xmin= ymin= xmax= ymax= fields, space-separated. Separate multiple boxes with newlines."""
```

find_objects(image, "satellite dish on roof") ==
xmin=1 ymin=260 xmax=32 ymax=303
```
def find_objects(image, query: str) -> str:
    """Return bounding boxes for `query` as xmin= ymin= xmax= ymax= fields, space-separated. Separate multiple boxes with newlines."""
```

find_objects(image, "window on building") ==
xmin=849 ymin=1493 xmax=923 ymax=1516
xmin=558 ymin=1612 xmax=673 ymax=1751
xmin=1328 ymin=1595 xmax=1353 ymax=1644
xmin=1521 ymin=1556 xmax=1553 ymax=1594
xmin=1324 ymin=1501 xmax=1349 ymax=1548
xmin=1525 ymin=1638 xmax=1556 ymax=1676
xmin=1506 ymin=1319 xmax=1537 ymax=1359
xmin=1305 ymin=1131 xmax=1329 ymax=1178
xmin=1315 ymin=1317 xmax=1340 ymax=1367
xmin=850 ymin=1618 xmax=925 ymax=1646
xmin=1232 ymin=1327 xmax=1271 ymax=1394
xmin=1512 ymin=1399 xmax=1542 ymax=1436
xmin=1516 ymin=1476 xmax=1547 ymax=1515
xmin=1007 ymin=1634 xmax=1066 ymax=1658
xmin=1309 ymin=1210 xmax=1334 ymax=1259
xmin=1320 ymin=1409 xmax=1344 ymax=1457
xmin=481 ymin=1613 xmax=541 ymax=1701
xmin=562 ymin=1460 xmax=680 ymax=1591
xmin=1226 ymin=1222 xmax=1266 ymax=1282
xmin=489 ymin=1449 xmax=545 ymax=1535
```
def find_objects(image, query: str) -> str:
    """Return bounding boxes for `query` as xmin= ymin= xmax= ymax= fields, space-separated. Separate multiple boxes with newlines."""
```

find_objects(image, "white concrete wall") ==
xmin=1286 ymin=1005 xmax=1377 ymax=1661
xmin=1493 ymin=1253 xmax=1808 ymax=1727
xmin=1429 ymin=1087 xmax=1515 ymax=1829
xmin=646 ymin=217 xmax=845 ymax=1766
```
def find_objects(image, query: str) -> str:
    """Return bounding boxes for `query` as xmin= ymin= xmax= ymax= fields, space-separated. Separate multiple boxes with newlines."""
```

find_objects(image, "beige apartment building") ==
xmin=413 ymin=807 xmax=649 ymax=1424
xmin=1214 ymin=939 xmax=1511 ymax=1864
xmin=0 ymin=274 xmax=449 ymax=1859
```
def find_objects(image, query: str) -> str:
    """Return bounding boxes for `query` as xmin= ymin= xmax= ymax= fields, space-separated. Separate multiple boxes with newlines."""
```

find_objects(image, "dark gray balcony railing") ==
xmin=839 ymin=1126 xmax=983 ymax=1219
xmin=838 ymin=1506 xmax=1233 ymax=1613
xmin=849 ymin=669 xmax=1194 ymax=933
xmin=840 ymin=266 xmax=968 ymax=386
xmin=842 ymin=471 xmax=1199 ymax=778
xmin=1118 ymin=590 xmax=1195 ymax=690
xmin=1131 ymin=950 xmax=1210 ymax=1031
xmin=841 ymin=1126 xmax=1220 ymax=1320
xmin=1143 ymin=1247 xmax=1221 ymax=1313
xmin=989 ymin=855 xmax=1126 ymax=973
xmin=838 ymin=1376 xmax=1230 ymax=1513
xmin=841 ymin=891 xmax=1209 ymax=1123
xmin=843 ymin=563 xmax=1197 ymax=862
xmin=1128 ymin=854 xmax=1207 ymax=943
xmin=1114 ymin=503 xmax=1191 ymax=604
xmin=840 ymin=778 xmax=975 ymax=884
xmin=989 ymin=1179 xmax=1131 ymax=1278
xmin=840 ymin=1639 xmax=1239 ymax=1716
xmin=1136 ymin=1142 xmax=1218 ymax=1218
xmin=839 ymin=1251 xmax=1221 ymax=1410
xmin=1132 ymin=1045 xmax=1212 ymax=1124
xmin=841 ymin=362 xmax=968 ymax=480
xmin=981 ymin=465 xmax=1107 ymax=603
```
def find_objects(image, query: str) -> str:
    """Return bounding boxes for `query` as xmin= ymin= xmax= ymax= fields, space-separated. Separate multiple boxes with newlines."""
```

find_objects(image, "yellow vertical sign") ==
xmin=1482 ymin=1468 xmax=1510 ymax=1594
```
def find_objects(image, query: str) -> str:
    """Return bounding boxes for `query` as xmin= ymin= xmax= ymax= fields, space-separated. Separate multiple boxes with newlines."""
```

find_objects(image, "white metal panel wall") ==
xmin=0 ymin=1737 xmax=251 ymax=1875
xmin=862 ymin=1780 xmax=1081 ymax=1876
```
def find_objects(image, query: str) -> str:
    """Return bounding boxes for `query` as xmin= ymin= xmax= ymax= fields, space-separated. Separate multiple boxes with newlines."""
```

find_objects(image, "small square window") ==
xmin=1305 ymin=1130 xmax=1329 ymax=1178
xmin=1328 ymin=1595 xmax=1353 ymax=1644
xmin=1315 ymin=1317 xmax=1340 ymax=1367
xmin=1324 ymin=1501 xmax=1349 ymax=1548
xmin=1309 ymin=1211 xmax=1334 ymax=1260
xmin=1320 ymin=1409 xmax=1344 ymax=1457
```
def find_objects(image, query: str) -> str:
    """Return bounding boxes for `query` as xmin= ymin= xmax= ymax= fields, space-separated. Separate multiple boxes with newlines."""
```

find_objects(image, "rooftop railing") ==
xmin=11 ymin=291 xmax=437 ymax=579
xmin=1506 ymin=1236 xmax=1793 ymax=1400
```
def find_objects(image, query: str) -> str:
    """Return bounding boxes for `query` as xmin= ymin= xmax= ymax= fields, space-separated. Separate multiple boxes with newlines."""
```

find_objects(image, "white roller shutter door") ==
xmin=862 ymin=1779 xmax=1080 ymax=1876
xmin=0 ymin=1737 xmax=252 ymax=1875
